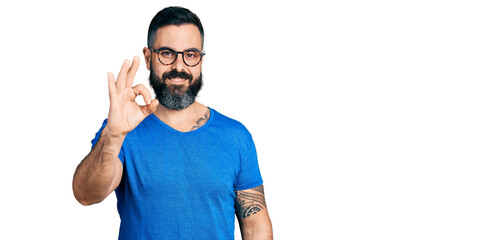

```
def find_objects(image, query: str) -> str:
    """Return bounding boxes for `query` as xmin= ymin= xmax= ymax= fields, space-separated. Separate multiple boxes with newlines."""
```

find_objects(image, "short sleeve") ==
xmin=90 ymin=119 xmax=125 ymax=164
xmin=234 ymin=127 xmax=263 ymax=191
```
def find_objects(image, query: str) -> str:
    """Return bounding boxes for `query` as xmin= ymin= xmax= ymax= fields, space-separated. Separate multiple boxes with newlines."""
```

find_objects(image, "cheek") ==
xmin=195 ymin=71 xmax=202 ymax=79
xmin=192 ymin=67 xmax=202 ymax=78
xmin=155 ymin=66 xmax=171 ymax=78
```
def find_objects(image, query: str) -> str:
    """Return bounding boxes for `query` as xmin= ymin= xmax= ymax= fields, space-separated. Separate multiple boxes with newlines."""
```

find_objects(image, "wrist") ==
xmin=101 ymin=126 xmax=127 ymax=143
xmin=97 ymin=128 xmax=125 ymax=161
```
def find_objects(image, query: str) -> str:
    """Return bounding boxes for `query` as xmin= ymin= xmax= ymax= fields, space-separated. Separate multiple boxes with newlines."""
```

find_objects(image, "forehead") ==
xmin=154 ymin=24 xmax=202 ymax=50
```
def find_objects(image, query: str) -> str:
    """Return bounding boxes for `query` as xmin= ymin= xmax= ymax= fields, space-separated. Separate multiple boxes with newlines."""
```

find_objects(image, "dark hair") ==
xmin=147 ymin=6 xmax=204 ymax=48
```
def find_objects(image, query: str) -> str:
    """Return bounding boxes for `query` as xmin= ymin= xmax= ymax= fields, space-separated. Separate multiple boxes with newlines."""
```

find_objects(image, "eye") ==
xmin=185 ymin=51 xmax=198 ymax=59
xmin=160 ymin=50 xmax=175 ymax=58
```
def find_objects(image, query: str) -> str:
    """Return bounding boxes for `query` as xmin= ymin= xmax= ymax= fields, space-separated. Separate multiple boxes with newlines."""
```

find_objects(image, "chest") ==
xmin=121 ymin=132 xmax=239 ymax=197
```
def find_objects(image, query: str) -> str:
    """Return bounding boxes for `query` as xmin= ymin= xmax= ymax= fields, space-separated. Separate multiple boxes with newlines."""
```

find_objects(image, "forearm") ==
xmin=236 ymin=185 xmax=273 ymax=240
xmin=72 ymin=129 xmax=124 ymax=205
xmin=240 ymin=219 xmax=273 ymax=240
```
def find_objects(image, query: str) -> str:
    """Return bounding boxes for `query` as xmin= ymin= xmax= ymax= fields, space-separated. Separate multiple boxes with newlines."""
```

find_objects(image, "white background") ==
xmin=1 ymin=0 xmax=480 ymax=239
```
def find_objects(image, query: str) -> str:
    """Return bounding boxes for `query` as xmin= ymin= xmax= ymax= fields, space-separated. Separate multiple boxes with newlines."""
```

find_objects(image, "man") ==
xmin=72 ymin=6 xmax=273 ymax=240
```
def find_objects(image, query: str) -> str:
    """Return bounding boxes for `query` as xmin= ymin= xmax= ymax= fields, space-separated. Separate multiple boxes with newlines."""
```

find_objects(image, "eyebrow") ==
xmin=155 ymin=46 xmax=202 ymax=52
xmin=184 ymin=47 xmax=202 ymax=52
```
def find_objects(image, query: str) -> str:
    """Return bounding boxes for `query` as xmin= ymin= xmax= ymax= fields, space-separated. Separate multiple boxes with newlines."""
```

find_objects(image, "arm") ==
xmin=72 ymin=130 xmax=124 ymax=205
xmin=72 ymin=56 xmax=158 ymax=205
xmin=235 ymin=184 xmax=273 ymax=240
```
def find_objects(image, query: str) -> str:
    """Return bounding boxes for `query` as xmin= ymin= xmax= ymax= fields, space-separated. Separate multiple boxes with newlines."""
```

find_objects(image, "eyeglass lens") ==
xmin=158 ymin=49 xmax=202 ymax=66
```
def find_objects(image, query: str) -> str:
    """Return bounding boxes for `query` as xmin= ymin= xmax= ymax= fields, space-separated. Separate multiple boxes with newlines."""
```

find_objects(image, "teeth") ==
xmin=170 ymin=78 xmax=185 ymax=82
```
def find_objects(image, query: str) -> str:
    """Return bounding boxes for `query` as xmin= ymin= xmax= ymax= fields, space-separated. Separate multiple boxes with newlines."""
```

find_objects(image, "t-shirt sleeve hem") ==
xmin=234 ymin=179 xmax=263 ymax=191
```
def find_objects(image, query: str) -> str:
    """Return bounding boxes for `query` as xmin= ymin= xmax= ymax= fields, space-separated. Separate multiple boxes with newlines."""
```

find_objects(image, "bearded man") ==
xmin=72 ymin=6 xmax=273 ymax=240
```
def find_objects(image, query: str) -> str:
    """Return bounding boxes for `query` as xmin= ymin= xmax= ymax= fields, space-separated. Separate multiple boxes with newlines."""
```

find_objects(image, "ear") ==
xmin=143 ymin=47 xmax=151 ymax=70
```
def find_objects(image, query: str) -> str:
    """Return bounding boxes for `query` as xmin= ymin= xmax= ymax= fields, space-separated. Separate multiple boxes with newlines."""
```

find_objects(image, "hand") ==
xmin=104 ymin=56 xmax=159 ymax=137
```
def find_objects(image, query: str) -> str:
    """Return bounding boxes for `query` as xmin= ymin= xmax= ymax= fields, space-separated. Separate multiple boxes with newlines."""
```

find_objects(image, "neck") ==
xmin=153 ymin=101 xmax=208 ymax=129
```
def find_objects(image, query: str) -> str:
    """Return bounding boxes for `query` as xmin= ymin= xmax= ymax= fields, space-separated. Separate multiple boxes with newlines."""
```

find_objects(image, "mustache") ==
xmin=162 ymin=69 xmax=193 ymax=83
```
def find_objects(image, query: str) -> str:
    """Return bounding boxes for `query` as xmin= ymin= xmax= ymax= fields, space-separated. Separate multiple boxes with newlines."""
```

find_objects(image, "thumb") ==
xmin=143 ymin=98 xmax=159 ymax=114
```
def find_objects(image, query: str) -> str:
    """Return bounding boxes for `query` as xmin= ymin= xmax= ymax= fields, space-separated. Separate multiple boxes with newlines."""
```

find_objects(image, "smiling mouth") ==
xmin=168 ymin=77 xmax=187 ymax=83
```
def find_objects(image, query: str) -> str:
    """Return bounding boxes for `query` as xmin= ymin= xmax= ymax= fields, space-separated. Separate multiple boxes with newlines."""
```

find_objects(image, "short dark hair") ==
xmin=147 ymin=6 xmax=204 ymax=48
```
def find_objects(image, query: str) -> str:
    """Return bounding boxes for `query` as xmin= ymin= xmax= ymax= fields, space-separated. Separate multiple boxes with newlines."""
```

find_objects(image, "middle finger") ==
xmin=126 ymin=56 xmax=140 ymax=88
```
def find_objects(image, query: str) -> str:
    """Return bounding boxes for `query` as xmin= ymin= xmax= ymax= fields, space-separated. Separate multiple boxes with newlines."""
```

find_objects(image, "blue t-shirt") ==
xmin=91 ymin=108 xmax=263 ymax=239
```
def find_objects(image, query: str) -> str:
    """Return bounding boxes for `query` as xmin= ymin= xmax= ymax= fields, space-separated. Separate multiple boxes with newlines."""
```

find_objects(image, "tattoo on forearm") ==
xmin=235 ymin=185 xmax=266 ymax=219
xmin=190 ymin=108 xmax=211 ymax=131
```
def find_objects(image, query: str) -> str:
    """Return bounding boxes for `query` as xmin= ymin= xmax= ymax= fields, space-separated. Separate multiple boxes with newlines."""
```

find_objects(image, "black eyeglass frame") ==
xmin=149 ymin=47 xmax=206 ymax=67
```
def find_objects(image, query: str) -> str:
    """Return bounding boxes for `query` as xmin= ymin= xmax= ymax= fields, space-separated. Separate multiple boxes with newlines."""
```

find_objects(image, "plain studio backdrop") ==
xmin=0 ymin=0 xmax=480 ymax=239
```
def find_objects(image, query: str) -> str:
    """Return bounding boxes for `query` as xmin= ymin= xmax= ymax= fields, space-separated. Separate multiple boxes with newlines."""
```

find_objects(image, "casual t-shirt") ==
xmin=91 ymin=108 xmax=263 ymax=240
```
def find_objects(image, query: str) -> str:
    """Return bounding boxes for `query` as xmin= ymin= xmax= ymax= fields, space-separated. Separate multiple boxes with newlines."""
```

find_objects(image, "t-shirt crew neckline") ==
xmin=150 ymin=107 xmax=215 ymax=135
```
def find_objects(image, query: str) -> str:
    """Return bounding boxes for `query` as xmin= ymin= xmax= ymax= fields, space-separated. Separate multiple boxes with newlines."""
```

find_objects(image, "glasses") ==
xmin=150 ymin=47 xmax=205 ymax=67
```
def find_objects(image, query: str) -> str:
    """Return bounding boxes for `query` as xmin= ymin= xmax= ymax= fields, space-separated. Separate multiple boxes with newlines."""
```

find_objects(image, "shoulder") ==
xmin=211 ymin=108 xmax=252 ymax=137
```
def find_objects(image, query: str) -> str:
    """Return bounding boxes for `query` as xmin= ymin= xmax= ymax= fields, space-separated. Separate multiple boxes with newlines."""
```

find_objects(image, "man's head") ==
xmin=143 ymin=7 xmax=205 ymax=110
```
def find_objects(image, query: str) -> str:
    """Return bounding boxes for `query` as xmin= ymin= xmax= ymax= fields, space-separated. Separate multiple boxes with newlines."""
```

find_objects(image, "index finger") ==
xmin=126 ymin=56 xmax=140 ymax=88
xmin=132 ymin=84 xmax=152 ymax=105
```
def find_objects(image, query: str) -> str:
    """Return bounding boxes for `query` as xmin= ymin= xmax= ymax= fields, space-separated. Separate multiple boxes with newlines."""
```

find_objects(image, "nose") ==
xmin=172 ymin=52 xmax=186 ymax=72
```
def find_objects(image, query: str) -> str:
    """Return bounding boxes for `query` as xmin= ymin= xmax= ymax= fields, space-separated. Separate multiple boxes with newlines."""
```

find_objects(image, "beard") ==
xmin=149 ymin=66 xmax=203 ymax=111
